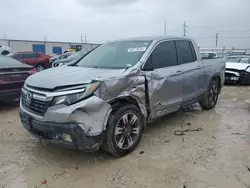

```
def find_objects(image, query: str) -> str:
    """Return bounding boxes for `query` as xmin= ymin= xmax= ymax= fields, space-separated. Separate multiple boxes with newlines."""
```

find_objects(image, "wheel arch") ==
xmin=108 ymin=96 xmax=147 ymax=129
xmin=211 ymin=74 xmax=222 ymax=93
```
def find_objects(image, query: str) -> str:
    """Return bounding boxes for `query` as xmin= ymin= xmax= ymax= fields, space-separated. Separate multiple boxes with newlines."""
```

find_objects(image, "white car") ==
xmin=0 ymin=45 xmax=12 ymax=55
xmin=225 ymin=56 xmax=250 ymax=84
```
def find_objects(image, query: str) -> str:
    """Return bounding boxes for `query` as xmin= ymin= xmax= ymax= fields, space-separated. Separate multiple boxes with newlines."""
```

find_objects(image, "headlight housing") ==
xmin=51 ymin=82 xmax=100 ymax=106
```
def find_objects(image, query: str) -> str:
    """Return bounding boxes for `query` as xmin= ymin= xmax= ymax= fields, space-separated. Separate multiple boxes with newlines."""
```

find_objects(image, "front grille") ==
xmin=225 ymin=72 xmax=236 ymax=77
xmin=22 ymin=91 xmax=50 ymax=116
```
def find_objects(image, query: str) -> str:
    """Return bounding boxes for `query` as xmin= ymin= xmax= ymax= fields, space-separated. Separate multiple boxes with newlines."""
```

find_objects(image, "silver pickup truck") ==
xmin=19 ymin=36 xmax=225 ymax=157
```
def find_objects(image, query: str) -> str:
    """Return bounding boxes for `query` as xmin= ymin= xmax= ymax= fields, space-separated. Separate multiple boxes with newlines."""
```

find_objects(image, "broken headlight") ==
xmin=51 ymin=82 xmax=100 ymax=106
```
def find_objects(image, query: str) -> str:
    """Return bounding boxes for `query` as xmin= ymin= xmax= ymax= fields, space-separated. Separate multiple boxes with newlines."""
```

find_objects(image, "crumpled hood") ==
xmin=226 ymin=62 xmax=250 ymax=72
xmin=25 ymin=66 xmax=126 ymax=89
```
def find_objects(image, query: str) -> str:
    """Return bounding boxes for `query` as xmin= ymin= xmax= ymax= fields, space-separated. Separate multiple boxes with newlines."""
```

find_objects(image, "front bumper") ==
xmin=19 ymin=94 xmax=112 ymax=151
xmin=20 ymin=110 xmax=104 ymax=151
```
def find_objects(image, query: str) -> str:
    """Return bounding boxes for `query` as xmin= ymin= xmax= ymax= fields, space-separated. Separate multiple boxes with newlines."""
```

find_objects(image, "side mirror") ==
xmin=142 ymin=55 xmax=154 ymax=71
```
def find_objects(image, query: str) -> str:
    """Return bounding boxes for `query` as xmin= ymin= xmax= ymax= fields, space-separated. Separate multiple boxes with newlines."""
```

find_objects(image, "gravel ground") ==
xmin=0 ymin=86 xmax=250 ymax=188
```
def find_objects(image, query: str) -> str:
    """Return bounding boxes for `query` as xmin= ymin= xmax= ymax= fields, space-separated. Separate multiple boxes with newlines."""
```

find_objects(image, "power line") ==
xmin=183 ymin=21 xmax=187 ymax=37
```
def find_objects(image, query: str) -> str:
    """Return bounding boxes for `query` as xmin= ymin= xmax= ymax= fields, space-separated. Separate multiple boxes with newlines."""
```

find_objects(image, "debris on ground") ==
xmin=41 ymin=179 xmax=47 ymax=184
xmin=139 ymin=150 xmax=144 ymax=154
xmin=232 ymin=132 xmax=242 ymax=135
xmin=174 ymin=128 xmax=203 ymax=136
xmin=247 ymin=166 xmax=250 ymax=172
xmin=187 ymin=122 xmax=191 ymax=126
xmin=165 ymin=140 xmax=170 ymax=143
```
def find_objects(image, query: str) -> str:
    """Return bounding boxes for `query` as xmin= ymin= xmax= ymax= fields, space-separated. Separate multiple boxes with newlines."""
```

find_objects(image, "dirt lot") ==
xmin=0 ymin=86 xmax=250 ymax=188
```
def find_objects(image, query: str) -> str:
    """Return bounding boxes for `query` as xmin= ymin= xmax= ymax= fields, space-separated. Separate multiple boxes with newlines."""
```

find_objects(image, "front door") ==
xmin=144 ymin=40 xmax=184 ymax=120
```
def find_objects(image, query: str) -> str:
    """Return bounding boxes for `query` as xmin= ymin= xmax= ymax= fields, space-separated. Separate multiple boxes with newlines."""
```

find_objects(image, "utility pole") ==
xmin=44 ymin=35 xmax=47 ymax=42
xmin=4 ymin=33 xmax=7 ymax=40
xmin=216 ymin=33 xmax=218 ymax=47
xmin=164 ymin=20 xmax=166 ymax=36
xmin=183 ymin=21 xmax=187 ymax=37
xmin=81 ymin=34 xmax=83 ymax=43
xmin=84 ymin=34 xmax=87 ymax=43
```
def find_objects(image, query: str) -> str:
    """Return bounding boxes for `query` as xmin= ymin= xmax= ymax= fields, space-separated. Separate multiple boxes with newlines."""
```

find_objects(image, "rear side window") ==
xmin=151 ymin=41 xmax=178 ymax=69
xmin=23 ymin=53 xmax=39 ymax=59
xmin=12 ymin=54 xmax=23 ymax=59
xmin=176 ymin=40 xmax=196 ymax=64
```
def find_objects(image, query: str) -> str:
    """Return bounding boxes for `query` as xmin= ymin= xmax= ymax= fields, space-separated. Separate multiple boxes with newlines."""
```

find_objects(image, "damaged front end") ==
xmin=19 ymin=83 xmax=113 ymax=151
xmin=225 ymin=68 xmax=250 ymax=85
xmin=19 ymin=67 xmax=148 ymax=152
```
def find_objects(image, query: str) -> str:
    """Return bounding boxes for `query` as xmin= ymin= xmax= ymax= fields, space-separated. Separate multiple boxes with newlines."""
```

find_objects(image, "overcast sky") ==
xmin=1 ymin=0 xmax=250 ymax=48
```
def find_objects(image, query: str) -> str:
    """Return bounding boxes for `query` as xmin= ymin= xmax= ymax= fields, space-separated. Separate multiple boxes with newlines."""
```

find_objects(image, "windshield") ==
xmin=226 ymin=56 xmax=250 ymax=63
xmin=226 ymin=56 xmax=242 ymax=62
xmin=76 ymin=41 xmax=152 ymax=69
xmin=68 ymin=51 xmax=87 ymax=60
xmin=239 ymin=57 xmax=250 ymax=64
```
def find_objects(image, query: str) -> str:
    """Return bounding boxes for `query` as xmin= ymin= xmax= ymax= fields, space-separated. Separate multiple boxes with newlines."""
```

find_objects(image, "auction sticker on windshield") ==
xmin=127 ymin=47 xmax=147 ymax=52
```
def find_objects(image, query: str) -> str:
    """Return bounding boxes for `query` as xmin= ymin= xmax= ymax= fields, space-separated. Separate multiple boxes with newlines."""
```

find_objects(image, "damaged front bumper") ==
xmin=19 ymin=95 xmax=112 ymax=151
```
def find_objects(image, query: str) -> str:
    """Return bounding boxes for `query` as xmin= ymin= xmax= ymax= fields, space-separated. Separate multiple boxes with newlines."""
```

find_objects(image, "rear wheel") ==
xmin=2 ymin=51 xmax=9 ymax=55
xmin=103 ymin=104 xmax=144 ymax=157
xmin=36 ymin=64 xmax=45 ymax=72
xmin=200 ymin=79 xmax=219 ymax=110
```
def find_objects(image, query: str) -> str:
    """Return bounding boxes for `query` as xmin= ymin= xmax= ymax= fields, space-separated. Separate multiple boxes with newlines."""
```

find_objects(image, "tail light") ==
xmin=28 ymin=67 xmax=37 ymax=75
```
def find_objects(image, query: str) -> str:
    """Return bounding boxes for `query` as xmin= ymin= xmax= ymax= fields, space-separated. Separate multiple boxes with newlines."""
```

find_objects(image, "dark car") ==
xmin=49 ymin=52 xmax=74 ymax=65
xmin=52 ymin=51 xmax=87 ymax=67
xmin=0 ymin=56 xmax=36 ymax=102
xmin=10 ymin=52 xmax=50 ymax=72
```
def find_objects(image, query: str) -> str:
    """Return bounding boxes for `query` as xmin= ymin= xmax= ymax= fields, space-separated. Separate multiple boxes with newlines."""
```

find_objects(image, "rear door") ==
xmin=22 ymin=52 xmax=39 ymax=66
xmin=176 ymin=40 xmax=205 ymax=102
xmin=144 ymin=40 xmax=184 ymax=119
xmin=0 ymin=57 xmax=32 ymax=93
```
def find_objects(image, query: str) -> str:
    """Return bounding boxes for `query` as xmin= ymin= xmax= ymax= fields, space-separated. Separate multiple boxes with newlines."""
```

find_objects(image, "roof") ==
xmin=112 ymin=36 xmax=193 ymax=42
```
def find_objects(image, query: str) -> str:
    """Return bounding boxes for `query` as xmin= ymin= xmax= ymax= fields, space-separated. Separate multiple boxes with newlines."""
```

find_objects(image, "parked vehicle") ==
xmin=200 ymin=51 xmax=218 ymax=59
xmin=19 ymin=36 xmax=225 ymax=157
xmin=10 ymin=52 xmax=50 ymax=72
xmin=225 ymin=56 xmax=250 ymax=84
xmin=64 ymin=45 xmax=83 ymax=53
xmin=0 ymin=45 xmax=12 ymax=55
xmin=52 ymin=51 xmax=87 ymax=67
xmin=0 ymin=56 xmax=36 ymax=102
xmin=50 ymin=52 xmax=73 ymax=66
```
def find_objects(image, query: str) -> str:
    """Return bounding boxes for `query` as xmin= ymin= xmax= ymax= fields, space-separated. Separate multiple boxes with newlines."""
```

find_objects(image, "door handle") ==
xmin=175 ymin=70 xmax=182 ymax=75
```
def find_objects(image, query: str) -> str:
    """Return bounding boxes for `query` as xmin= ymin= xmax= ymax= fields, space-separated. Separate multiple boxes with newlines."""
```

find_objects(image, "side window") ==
xmin=189 ymin=41 xmax=197 ymax=61
xmin=12 ymin=54 xmax=22 ymax=59
xmin=23 ymin=53 xmax=38 ymax=59
xmin=151 ymin=41 xmax=178 ymax=69
xmin=176 ymin=40 xmax=196 ymax=64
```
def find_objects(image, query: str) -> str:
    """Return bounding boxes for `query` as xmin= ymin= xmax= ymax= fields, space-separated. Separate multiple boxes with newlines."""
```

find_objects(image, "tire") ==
xmin=103 ymin=104 xmax=144 ymax=157
xmin=200 ymin=79 xmax=219 ymax=110
xmin=2 ymin=51 xmax=9 ymax=55
xmin=36 ymin=64 xmax=45 ymax=72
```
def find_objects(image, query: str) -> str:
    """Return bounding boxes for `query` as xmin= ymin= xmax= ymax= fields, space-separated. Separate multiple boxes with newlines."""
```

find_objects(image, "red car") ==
xmin=10 ymin=51 xmax=50 ymax=72
xmin=0 ymin=56 xmax=36 ymax=102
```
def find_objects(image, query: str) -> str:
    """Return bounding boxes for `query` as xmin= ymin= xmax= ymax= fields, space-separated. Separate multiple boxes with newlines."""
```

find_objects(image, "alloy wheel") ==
xmin=114 ymin=112 xmax=140 ymax=150
xmin=208 ymin=83 xmax=218 ymax=106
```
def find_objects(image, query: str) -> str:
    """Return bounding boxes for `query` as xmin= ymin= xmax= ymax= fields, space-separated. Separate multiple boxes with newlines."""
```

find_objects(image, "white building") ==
xmin=0 ymin=39 xmax=100 ymax=55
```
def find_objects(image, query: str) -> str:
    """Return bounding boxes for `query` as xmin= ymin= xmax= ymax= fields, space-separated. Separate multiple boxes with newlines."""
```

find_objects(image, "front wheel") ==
xmin=103 ymin=104 xmax=144 ymax=157
xmin=200 ymin=79 xmax=219 ymax=110
xmin=36 ymin=64 xmax=45 ymax=72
